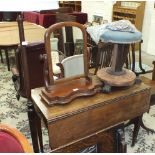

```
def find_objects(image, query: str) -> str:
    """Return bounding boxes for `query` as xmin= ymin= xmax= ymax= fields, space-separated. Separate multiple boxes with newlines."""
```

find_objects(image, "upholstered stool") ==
xmin=97 ymin=25 xmax=142 ymax=92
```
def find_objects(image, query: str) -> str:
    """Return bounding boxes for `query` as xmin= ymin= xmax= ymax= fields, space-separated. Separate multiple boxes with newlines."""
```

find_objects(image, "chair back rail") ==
xmin=0 ymin=124 xmax=33 ymax=153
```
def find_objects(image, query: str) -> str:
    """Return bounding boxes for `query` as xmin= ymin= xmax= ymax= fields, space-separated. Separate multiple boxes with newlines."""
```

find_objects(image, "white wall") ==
xmin=82 ymin=1 xmax=113 ymax=23
xmin=82 ymin=1 xmax=155 ymax=55
xmin=143 ymin=1 xmax=155 ymax=55
xmin=0 ymin=0 xmax=59 ymax=11
xmin=141 ymin=2 xmax=152 ymax=53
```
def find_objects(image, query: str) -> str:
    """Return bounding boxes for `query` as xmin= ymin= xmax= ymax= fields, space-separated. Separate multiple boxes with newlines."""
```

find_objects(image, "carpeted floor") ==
xmin=1 ymin=62 xmax=155 ymax=153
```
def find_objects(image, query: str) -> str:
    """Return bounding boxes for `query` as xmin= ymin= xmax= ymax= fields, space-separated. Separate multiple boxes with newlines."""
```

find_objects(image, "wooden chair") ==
xmin=0 ymin=124 xmax=33 ymax=153
xmin=86 ymin=31 xmax=99 ymax=68
xmin=0 ymin=12 xmax=21 ymax=71
xmin=91 ymin=40 xmax=150 ymax=77
xmin=94 ymin=42 xmax=114 ymax=74
xmin=0 ymin=46 xmax=17 ymax=71
xmin=126 ymin=40 xmax=153 ymax=76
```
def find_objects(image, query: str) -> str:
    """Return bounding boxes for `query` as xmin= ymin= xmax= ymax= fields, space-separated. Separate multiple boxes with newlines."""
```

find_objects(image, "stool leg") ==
xmin=5 ymin=49 xmax=10 ymax=71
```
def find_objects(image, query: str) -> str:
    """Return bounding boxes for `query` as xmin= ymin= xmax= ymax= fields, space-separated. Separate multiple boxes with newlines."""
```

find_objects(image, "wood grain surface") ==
xmin=0 ymin=22 xmax=45 ymax=46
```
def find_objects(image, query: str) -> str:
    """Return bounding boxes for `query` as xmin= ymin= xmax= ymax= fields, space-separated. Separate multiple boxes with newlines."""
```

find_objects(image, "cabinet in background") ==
xmin=112 ymin=1 xmax=145 ymax=31
xmin=59 ymin=1 xmax=81 ymax=12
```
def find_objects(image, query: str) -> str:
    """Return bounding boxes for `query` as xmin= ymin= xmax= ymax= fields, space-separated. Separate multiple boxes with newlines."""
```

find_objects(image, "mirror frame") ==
xmin=43 ymin=21 xmax=89 ymax=91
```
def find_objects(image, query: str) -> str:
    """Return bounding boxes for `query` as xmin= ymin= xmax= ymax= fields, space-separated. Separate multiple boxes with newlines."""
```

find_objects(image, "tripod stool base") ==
xmin=97 ymin=67 xmax=136 ymax=87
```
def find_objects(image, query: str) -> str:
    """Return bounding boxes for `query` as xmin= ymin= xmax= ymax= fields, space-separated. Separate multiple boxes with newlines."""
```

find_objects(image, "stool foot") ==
xmin=102 ymin=84 xmax=111 ymax=93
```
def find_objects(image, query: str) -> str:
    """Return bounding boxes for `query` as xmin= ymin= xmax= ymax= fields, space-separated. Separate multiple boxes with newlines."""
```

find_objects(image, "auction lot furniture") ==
xmin=12 ymin=42 xmax=46 ymax=100
xmin=23 ymin=10 xmax=88 ymax=28
xmin=29 ymin=81 xmax=150 ymax=152
xmin=112 ymin=1 xmax=145 ymax=32
xmin=0 ymin=21 xmax=45 ymax=70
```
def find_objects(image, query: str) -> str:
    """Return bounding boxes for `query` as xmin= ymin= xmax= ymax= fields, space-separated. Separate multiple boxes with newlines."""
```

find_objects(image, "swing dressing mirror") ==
xmin=40 ymin=22 xmax=101 ymax=106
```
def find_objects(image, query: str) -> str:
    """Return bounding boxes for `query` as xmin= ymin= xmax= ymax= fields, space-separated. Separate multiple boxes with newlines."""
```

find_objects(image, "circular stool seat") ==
xmin=100 ymin=29 xmax=142 ymax=44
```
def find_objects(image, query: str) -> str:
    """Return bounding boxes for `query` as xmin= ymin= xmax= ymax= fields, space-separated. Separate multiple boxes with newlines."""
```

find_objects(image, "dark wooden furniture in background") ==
xmin=12 ymin=42 xmax=46 ymax=100
xmin=112 ymin=1 xmax=145 ymax=31
xmin=23 ymin=7 xmax=87 ymax=29
xmin=59 ymin=1 xmax=81 ymax=12
xmin=2 ymin=12 xmax=21 ymax=21
xmin=29 ymin=82 xmax=150 ymax=152
xmin=94 ymin=42 xmax=114 ymax=74
xmin=0 ymin=22 xmax=45 ymax=71
xmin=87 ymin=35 xmax=149 ymax=77
xmin=127 ymin=40 xmax=153 ymax=76
xmin=56 ymin=13 xmax=76 ymax=56
xmin=9 ymin=19 xmax=46 ymax=100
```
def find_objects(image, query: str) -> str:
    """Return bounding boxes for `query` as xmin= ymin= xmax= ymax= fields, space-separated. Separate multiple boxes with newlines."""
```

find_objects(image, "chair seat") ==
xmin=0 ymin=132 xmax=24 ymax=153
xmin=0 ymin=124 xmax=33 ymax=153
